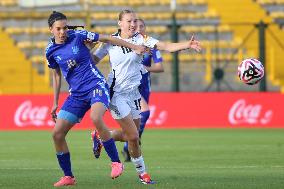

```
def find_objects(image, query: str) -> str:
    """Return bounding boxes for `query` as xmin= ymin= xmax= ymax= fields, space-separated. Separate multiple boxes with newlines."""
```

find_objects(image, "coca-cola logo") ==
xmin=147 ymin=105 xmax=168 ymax=125
xmin=14 ymin=101 xmax=54 ymax=127
xmin=228 ymin=99 xmax=273 ymax=125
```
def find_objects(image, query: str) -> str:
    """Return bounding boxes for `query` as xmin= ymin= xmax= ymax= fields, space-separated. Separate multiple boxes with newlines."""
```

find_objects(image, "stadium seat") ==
xmin=90 ymin=0 xmax=111 ymax=6
xmin=0 ymin=0 xmax=17 ymax=6
xmin=5 ymin=27 xmax=49 ymax=35
xmin=180 ymin=25 xmax=231 ymax=33
xmin=91 ymin=26 xmax=117 ymax=34
xmin=91 ymin=12 xmax=117 ymax=20
xmin=91 ymin=25 xmax=168 ymax=35
xmin=0 ymin=11 xmax=86 ymax=19
xmin=256 ymin=0 xmax=284 ymax=4
xmin=2 ymin=0 xmax=272 ymax=92
xmin=128 ymin=0 xmax=143 ymax=6
xmin=30 ymin=55 xmax=45 ymax=64
xmin=17 ymin=41 xmax=47 ymax=49
xmin=270 ymin=11 xmax=284 ymax=18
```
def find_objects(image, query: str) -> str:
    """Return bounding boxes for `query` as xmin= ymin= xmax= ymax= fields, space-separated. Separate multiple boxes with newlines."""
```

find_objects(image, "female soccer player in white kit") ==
xmin=92 ymin=10 xmax=201 ymax=184
xmin=122 ymin=18 xmax=164 ymax=162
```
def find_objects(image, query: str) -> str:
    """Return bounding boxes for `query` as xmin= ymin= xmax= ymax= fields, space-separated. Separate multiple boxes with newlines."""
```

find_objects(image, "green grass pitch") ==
xmin=0 ymin=129 xmax=283 ymax=189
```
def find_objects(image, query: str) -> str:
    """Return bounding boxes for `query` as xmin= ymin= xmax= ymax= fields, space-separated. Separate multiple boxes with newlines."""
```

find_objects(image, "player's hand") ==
xmin=189 ymin=34 xmax=201 ymax=52
xmin=50 ymin=105 xmax=58 ymax=123
xmin=145 ymin=47 xmax=151 ymax=54
xmin=134 ymin=45 xmax=147 ymax=55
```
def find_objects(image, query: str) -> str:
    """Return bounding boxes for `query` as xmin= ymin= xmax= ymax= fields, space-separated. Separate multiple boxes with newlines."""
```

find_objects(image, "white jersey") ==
xmin=94 ymin=32 xmax=159 ymax=95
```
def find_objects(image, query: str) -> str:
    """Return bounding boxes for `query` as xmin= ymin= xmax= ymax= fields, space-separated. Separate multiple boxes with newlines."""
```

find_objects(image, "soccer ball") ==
xmin=238 ymin=58 xmax=264 ymax=85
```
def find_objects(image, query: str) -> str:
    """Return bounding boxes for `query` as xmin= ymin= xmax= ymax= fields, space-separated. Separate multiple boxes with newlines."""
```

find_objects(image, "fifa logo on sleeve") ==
xmin=87 ymin=32 xmax=95 ymax=40
xmin=72 ymin=46 xmax=79 ymax=55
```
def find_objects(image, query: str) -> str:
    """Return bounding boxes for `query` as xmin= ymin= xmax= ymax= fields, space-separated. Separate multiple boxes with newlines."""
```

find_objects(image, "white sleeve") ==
xmin=94 ymin=43 xmax=110 ymax=59
xmin=142 ymin=35 xmax=159 ymax=48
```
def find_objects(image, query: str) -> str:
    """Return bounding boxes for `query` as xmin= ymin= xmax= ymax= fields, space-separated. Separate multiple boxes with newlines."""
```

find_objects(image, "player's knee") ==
xmin=52 ymin=130 xmax=65 ymax=142
xmin=91 ymin=114 xmax=103 ymax=127
xmin=127 ymin=132 xmax=139 ymax=143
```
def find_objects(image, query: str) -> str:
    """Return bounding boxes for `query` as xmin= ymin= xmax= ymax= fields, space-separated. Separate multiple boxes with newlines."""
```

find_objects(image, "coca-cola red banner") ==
xmin=0 ymin=92 xmax=283 ymax=130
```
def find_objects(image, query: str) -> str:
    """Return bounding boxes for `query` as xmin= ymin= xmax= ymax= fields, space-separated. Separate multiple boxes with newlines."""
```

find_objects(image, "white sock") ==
xmin=131 ymin=156 xmax=146 ymax=175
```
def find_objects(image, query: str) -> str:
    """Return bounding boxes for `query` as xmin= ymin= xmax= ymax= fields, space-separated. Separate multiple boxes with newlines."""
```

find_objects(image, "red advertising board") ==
xmin=0 ymin=92 xmax=283 ymax=130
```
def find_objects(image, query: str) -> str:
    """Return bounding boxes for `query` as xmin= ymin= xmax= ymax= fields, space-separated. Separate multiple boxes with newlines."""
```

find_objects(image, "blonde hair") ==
xmin=137 ymin=18 xmax=145 ymax=26
xmin=118 ymin=9 xmax=135 ymax=21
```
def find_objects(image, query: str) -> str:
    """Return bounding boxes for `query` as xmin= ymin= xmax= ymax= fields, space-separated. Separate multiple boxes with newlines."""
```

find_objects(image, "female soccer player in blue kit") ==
xmin=45 ymin=11 xmax=145 ymax=187
xmin=122 ymin=18 xmax=164 ymax=162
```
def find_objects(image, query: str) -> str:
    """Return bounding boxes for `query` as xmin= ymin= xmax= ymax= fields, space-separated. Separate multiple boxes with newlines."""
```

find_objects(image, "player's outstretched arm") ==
xmin=98 ymin=34 xmax=146 ymax=54
xmin=155 ymin=34 xmax=201 ymax=53
xmin=144 ymin=63 xmax=164 ymax=73
xmin=51 ymin=68 xmax=61 ymax=123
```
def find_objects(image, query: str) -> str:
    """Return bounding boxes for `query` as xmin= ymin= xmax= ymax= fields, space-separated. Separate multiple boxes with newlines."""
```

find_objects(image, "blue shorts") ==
xmin=139 ymin=73 xmax=151 ymax=103
xmin=58 ymin=82 xmax=110 ymax=124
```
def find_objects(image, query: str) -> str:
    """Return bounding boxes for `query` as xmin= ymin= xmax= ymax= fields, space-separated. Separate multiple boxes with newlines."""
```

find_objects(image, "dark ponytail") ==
xmin=48 ymin=11 xmax=67 ymax=27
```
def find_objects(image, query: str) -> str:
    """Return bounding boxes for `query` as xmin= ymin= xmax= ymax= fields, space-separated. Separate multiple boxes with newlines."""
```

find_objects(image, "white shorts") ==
xmin=109 ymin=88 xmax=141 ymax=119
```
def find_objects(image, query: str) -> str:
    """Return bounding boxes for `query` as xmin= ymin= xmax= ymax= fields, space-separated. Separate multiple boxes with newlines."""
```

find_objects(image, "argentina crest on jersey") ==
xmin=72 ymin=46 xmax=79 ymax=55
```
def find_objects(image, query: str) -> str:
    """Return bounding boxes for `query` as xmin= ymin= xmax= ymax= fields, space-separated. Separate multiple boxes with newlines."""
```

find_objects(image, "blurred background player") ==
xmin=122 ymin=18 xmax=164 ymax=162
xmin=91 ymin=9 xmax=201 ymax=185
xmin=45 ymin=11 xmax=146 ymax=187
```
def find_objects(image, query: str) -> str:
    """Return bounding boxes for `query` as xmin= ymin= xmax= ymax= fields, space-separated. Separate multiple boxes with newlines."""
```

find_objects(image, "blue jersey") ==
xmin=140 ymin=48 xmax=163 ymax=102
xmin=45 ymin=30 xmax=106 ymax=98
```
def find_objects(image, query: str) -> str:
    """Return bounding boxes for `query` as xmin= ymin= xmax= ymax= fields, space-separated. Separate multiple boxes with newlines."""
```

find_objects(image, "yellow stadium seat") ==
xmin=217 ymin=25 xmax=230 ymax=32
xmin=17 ymin=41 xmax=47 ymax=49
xmin=144 ymin=0 xmax=159 ymax=6
xmin=275 ymin=0 xmax=284 ymax=4
xmin=256 ymin=0 xmax=274 ymax=5
xmin=5 ymin=27 xmax=49 ymax=35
xmin=180 ymin=25 xmax=231 ymax=33
xmin=30 ymin=55 xmax=45 ymax=64
xmin=91 ymin=26 xmax=117 ymax=34
xmin=256 ymin=0 xmax=284 ymax=5
xmin=159 ymin=0 xmax=170 ymax=5
xmin=176 ymin=0 xmax=190 ymax=5
xmin=156 ymin=12 xmax=172 ymax=20
xmin=176 ymin=12 xmax=188 ymax=20
xmin=191 ymin=0 xmax=206 ymax=5
xmin=34 ymin=41 xmax=47 ymax=48
xmin=180 ymin=26 xmax=203 ymax=33
xmin=146 ymin=26 xmax=168 ymax=34
xmin=137 ymin=12 xmax=154 ymax=20
xmin=0 ymin=0 xmax=17 ymax=6
xmin=128 ymin=0 xmax=143 ymax=6
xmin=4 ymin=27 xmax=23 ymax=35
xmin=17 ymin=41 xmax=33 ymax=49
xmin=91 ymin=12 xmax=117 ymax=20
xmin=270 ymin=11 xmax=284 ymax=18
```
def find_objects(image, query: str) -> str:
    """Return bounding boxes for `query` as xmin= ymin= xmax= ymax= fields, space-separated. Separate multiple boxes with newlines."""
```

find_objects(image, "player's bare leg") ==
xmin=123 ymin=97 xmax=149 ymax=162
xmin=52 ymin=119 xmax=76 ymax=187
xmin=90 ymin=102 xmax=123 ymax=179
xmin=115 ymin=114 xmax=155 ymax=184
